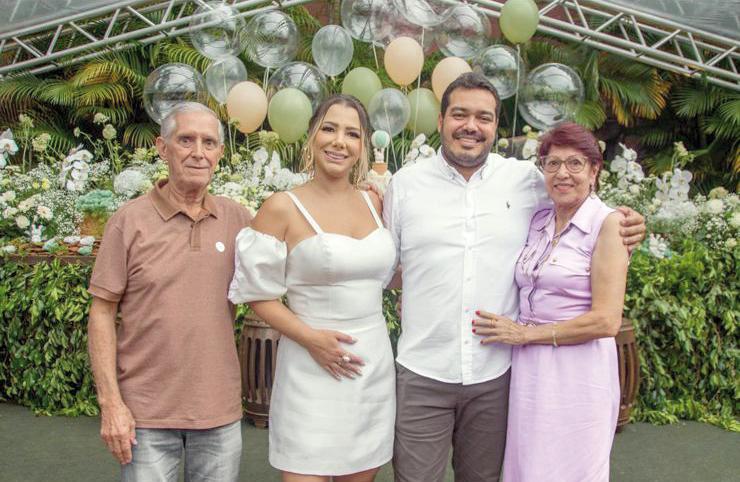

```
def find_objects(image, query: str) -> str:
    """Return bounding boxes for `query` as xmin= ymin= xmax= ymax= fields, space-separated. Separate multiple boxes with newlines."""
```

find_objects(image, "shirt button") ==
xmin=464 ymin=340 xmax=470 ymax=345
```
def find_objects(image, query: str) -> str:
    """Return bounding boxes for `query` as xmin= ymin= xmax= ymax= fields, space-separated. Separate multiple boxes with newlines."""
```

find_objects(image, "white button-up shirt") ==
xmin=383 ymin=151 xmax=550 ymax=385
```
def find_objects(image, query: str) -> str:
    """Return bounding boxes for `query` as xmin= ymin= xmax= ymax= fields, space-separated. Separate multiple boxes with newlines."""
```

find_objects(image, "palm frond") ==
xmin=76 ymin=83 xmax=131 ymax=106
xmin=123 ymin=122 xmax=159 ymax=147
xmin=35 ymin=79 xmax=78 ymax=106
xmin=574 ymin=100 xmax=607 ymax=129
xmin=156 ymin=41 xmax=211 ymax=72
xmin=671 ymin=83 xmax=730 ymax=118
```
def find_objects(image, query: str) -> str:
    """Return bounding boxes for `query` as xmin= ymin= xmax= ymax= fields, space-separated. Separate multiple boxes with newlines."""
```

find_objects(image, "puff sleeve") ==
xmin=228 ymin=227 xmax=288 ymax=304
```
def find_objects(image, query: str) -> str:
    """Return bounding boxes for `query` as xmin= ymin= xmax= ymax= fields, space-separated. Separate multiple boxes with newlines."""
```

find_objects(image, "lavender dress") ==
xmin=503 ymin=195 xmax=619 ymax=482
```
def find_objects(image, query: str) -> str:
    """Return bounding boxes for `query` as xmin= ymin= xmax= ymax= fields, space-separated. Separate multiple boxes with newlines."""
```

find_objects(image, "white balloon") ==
xmin=368 ymin=88 xmax=411 ymax=137
xmin=205 ymin=56 xmax=248 ymax=104
xmin=312 ymin=25 xmax=355 ymax=76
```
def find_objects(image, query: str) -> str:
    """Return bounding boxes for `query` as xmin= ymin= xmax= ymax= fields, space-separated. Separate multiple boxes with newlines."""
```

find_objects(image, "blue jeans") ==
xmin=121 ymin=420 xmax=242 ymax=482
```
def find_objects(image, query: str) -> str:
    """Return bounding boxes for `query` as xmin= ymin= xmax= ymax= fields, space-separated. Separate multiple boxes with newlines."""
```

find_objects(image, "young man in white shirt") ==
xmin=383 ymin=73 xmax=644 ymax=482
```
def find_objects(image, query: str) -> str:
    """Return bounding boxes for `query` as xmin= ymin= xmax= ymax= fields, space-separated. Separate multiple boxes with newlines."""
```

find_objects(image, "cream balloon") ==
xmin=384 ymin=36 xmax=424 ymax=86
xmin=431 ymin=57 xmax=472 ymax=100
xmin=225 ymin=81 xmax=268 ymax=133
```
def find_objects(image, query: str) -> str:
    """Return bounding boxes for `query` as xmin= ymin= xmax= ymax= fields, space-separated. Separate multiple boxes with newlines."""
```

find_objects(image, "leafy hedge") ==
xmin=0 ymin=260 xmax=97 ymax=416
xmin=1 ymin=255 xmax=736 ymax=431
xmin=626 ymin=242 xmax=738 ymax=430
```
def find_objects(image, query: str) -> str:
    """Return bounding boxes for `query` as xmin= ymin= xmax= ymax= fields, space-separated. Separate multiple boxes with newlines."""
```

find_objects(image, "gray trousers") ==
xmin=393 ymin=364 xmax=510 ymax=482
xmin=121 ymin=420 xmax=242 ymax=482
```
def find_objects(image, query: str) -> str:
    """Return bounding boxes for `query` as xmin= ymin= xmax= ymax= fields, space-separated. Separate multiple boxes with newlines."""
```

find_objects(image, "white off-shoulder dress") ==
xmin=228 ymin=191 xmax=397 ymax=475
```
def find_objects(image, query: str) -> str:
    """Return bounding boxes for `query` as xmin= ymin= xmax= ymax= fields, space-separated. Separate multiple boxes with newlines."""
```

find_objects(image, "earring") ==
xmin=589 ymin=183 xmax=597 ymax=198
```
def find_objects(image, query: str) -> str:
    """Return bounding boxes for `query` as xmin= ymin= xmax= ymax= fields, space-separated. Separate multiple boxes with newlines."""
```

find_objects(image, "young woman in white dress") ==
xmin=228 ymin=94 xmax=396 ymax=482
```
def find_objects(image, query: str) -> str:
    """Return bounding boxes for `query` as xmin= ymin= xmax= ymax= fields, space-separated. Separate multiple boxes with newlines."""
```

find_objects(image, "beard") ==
xmin=441 ymin=129 xmax=493 ymax=168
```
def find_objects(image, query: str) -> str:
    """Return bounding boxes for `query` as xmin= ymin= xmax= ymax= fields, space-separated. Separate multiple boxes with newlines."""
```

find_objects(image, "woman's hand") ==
xmin=473 ymin=310 xmax=528 ymax=346
xmin=305 ymin=329 xmax=365 ymax=380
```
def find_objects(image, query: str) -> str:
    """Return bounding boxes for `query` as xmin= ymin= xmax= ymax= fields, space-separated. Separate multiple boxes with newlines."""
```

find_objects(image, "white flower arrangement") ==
xmin=60 ymin=149 xmax=94 ymax=192
xmin=114 ymin=168 xmax=152 ymax=199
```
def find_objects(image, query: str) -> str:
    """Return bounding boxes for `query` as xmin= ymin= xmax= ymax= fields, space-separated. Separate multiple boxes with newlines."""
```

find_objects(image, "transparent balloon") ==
xmin=392 ymin=0 xmax=455 ymax=28
xmin=472 ymin=45 xmax=525 ymax=100
xmin=244 ymin=11 xmax=299 ymax=68
xmin=205 ymin=56 xmax=248 ymax=104
xmin=435 ymin=4 xmax=490 ymax=59
xmin=372 ymin=0 xmax=436 ymax=53
xmin=368 ymin=88 xmax=411 ymax=137
xmin=189 ymin=2 xmax=244 ymax=59
xmin=341 ymin=0 xmax=388 ymax=45
xmin=312 ymin=25 xmax=354 ymax=77
xmin=143 ymin=63 xmax=208 ymax=124
xmin=266 ymin=62 xmax=329 ymax=113
xmin=518 ymin=63 xmax=584 ymax=131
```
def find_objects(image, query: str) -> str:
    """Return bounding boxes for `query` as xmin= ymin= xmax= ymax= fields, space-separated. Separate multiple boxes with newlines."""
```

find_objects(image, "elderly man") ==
xmin=87 ymin=102 xmax=251 ymax=481
xmin=384 ymin=73 xmax=645 ymax=482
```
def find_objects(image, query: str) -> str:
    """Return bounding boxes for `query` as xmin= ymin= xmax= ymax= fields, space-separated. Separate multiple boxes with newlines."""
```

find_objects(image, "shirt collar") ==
xmin=535 ymin=194 xmax=601 ymax=235
xmin=435 ymin=148 xmax=493 ymax=182
xmin=150 ymin=179 xmax=219 ymax=222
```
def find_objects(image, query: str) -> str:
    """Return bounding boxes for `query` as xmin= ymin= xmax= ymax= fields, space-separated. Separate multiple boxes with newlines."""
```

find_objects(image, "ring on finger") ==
xmin=341 ymin=354 xmax=351 ymax=363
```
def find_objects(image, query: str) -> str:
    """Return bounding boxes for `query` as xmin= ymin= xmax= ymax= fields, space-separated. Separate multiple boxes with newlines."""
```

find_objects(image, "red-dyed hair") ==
xmin=538 ymin=122 xmax=603 ymax=190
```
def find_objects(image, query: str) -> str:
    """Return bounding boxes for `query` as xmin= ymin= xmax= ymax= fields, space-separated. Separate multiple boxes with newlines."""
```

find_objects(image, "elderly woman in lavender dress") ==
xmin=473 ymin=122 xmax=629 ymax=481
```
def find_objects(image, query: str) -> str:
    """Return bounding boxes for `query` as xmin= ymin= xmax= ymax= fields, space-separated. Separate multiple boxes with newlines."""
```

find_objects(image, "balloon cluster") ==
xmin=143 ymin=0 xmax=584 ymax=146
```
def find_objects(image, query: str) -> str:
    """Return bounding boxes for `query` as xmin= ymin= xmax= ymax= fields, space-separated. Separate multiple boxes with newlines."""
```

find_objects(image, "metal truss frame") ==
xmin=1 ymin=0 xmax=739 ymax=92
xmin=472 ymin=0 xmax=740 ymax=91
xmin=0 ymin=0 xmax=312 ymax=78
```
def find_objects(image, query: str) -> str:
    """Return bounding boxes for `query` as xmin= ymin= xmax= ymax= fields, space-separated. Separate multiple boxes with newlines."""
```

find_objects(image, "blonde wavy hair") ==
xmin=299 ymin=94 xmax=371 ymax=187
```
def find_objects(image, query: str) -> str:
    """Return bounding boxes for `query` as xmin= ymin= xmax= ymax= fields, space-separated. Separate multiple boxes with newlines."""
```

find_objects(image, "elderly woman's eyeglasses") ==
xmin=539 ymin=156 xmax=589 ymax=173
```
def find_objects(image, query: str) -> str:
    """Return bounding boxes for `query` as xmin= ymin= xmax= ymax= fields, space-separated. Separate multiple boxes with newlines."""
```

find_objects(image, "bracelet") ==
xmin=551 ymin=322 xmax=559 ymax=348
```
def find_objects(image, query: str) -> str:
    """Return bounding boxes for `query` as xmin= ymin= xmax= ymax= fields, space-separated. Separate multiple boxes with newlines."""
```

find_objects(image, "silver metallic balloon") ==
xmin=204 ymin=56 xmax=248 ymax=104
xmin=244 ymin=10 xmax=299 ymax=68
xmin=392 ymin=0 xmax=455 ymax=28
xmin=189 ymin=2 xmax=244 ymax=60
xmin=143 ymin=63 xmax=208 ymax=124
xmin=434 ymin=3 xmax=491 ymax=59
xmin=518 ymin=63 xmax=585 ymax=130
xmin=368 ymin=88 xmax=410 ymax=137
xmin=266 ymin=62 xmax=329 ymax=113
xmin=312 ymin=25 xmax=355 ymax=77
xmin=472 ymin=45 xmax=525 ymax=100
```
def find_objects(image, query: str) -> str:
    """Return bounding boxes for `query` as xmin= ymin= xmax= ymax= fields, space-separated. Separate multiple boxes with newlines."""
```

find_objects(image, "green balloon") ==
xmin=268 ymin=88 xmax=312 ymax=144
xmin=499 ymin=0 xmax=539 ymax=44
xmin=406 ymin=88 xmax=440 ymax=136
xmin=341 ymin=67 xmax=382 ymax=108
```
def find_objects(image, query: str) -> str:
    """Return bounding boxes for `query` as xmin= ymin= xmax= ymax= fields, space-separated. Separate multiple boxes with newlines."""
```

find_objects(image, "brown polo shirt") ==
xmin=89 ymin=179 xmax=252 ymax=429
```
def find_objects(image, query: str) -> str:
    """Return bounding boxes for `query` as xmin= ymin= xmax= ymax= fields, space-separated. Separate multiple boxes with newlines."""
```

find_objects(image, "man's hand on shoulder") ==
xmin=100 ymin=401 xmax=137 ymax=465
xmin=616 ymin=206 xmax=646 ymax=253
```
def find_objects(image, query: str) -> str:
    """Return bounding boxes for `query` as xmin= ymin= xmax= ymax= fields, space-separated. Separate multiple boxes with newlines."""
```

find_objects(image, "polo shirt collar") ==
xmin=435 ymin=148 xmax=493 ymax=182
xmin=150 ymin=179 xmax=219 ymax=221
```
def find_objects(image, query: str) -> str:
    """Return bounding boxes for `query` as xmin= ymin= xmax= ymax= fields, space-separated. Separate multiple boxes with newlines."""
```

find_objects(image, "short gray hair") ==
xmin=160 ymin=102 xmax=225 ymax=144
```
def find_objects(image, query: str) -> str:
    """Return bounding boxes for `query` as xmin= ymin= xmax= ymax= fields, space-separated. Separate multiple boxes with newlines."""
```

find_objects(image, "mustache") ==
xmin=452 ymin=130 xmax=484 ymax=142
